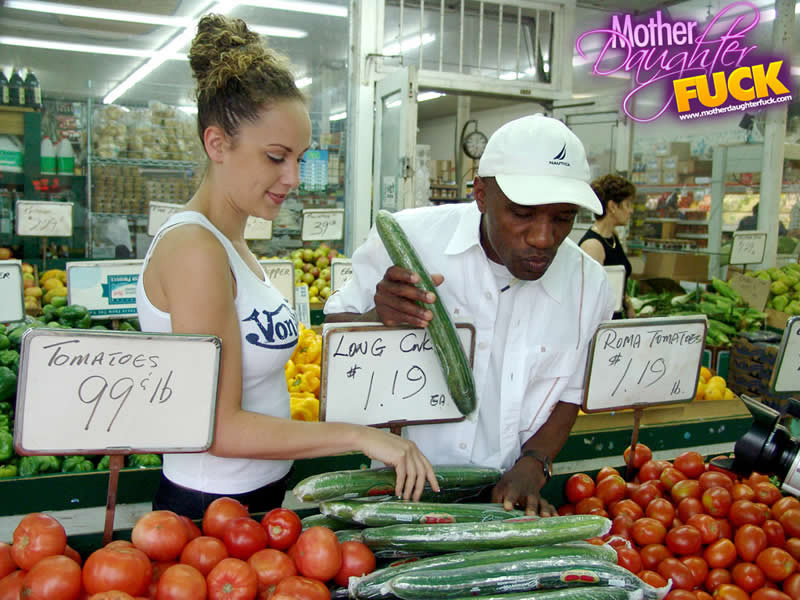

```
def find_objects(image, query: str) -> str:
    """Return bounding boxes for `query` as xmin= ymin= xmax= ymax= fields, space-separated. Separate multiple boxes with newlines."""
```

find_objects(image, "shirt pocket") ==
xmin=528 ymin=344 xmax=578 ymax=380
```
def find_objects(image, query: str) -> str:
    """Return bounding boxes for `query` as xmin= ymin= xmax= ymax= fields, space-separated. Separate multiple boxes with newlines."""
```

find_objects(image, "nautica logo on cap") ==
xmin=549 ymin=142 xmax=571 ymax=167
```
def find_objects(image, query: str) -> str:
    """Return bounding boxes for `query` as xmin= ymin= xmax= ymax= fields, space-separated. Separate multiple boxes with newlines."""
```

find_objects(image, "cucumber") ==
xmin=349 ymin=542 xmax=618 ymax=600
xmin=300 ymin=512 xmax=359 ymax=532
xmin=388 ymin=558 xmax=669 ymax=600
xmin=321 ymin=500 xmax=523 ymax=526
xmin=293 ymin=465 xmax=502 ymax=502
xmin=375 ymin=209 xmax=476 ymax=416
xmin=361 ymin=514 xmax=611 ymax=553
xmin=444 ymin=588 xmax=636 ymax=600
xmin=335 ymin=529 xmax=364 ymax=542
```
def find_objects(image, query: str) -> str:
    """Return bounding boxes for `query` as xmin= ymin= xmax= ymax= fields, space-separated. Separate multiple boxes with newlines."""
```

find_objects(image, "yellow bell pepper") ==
xmin=294 ymin=334 xmax=321 ymax=365
xmin=297 ymin=363 xmax=320 ymax=378
xmin=290 ymin=394 xmax=320 ymax=421
xmin=288 ymin=370 xmax=320 ymax=395
xmin=284 ymin=359 xmax=297 ymax=381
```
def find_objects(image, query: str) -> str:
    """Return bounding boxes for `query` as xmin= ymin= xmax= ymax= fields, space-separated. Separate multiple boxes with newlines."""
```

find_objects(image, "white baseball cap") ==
xmin=477 ymin=113 xmax=602 ymax=214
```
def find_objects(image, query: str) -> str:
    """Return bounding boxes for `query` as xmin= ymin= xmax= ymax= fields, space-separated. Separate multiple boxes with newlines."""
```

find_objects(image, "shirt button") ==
xmin=485 ymin=292 xmax=492 ymax=300
xmin=459 ymin=442 xmax=467 ymax=450
xmin=478 ymin=342 xmax=488 ymax=350
xmin=454 ymin=308 xmax=460 ymax=315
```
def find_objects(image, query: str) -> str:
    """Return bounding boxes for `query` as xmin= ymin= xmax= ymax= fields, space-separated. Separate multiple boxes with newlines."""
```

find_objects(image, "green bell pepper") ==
xmin=0 ymin=402 xmax=12 ymax=415
xmin=0 ymin=335 xmax=8 ymax=351
xmin=61 ymin=455 xmax=94 ymax=473
xmin=0 ymin=367 xmax=16 ymax=402
xmin=0 ymin=431 xmax=13 ymax=462
xmin=0 ymin=464 xmax=17 ymax=478
xmin=97 ymin=455 xmax=110 ymax=470
xmin=0 ymin=414 xmax=9 ymax=433
xmin=0 ymin=350 xmax=20 ymax=370
xmin=127 ymin=453 xmax=162 ymax=468
xmin=118 ymin=321 xmax=137 ymax=332
xmin=773 ymin=294 xmax=791 ymax=313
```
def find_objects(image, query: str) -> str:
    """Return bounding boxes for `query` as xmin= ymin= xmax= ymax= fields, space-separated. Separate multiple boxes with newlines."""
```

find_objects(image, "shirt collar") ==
xmin=445 ymin=201 xmax=483 ymax=255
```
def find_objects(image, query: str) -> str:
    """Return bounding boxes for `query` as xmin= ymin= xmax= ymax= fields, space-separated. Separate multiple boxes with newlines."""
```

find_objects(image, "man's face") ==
xmin=475 ymin=177 xmax=578 ymax=281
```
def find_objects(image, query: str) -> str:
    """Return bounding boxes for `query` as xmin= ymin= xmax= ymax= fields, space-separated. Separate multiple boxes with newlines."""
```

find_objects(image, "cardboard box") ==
xmin=677 ymin=160 xmax=694 ymax=175
xmin=662 ymin=155 xmax=679 ymax=170
xmin=643 ymin=252 xmax=709 ymax=280
xmin=766 ymin=308 xmax=790 ymax=330
xmin=662 ymin=170 xmax=679 ymax=185
xmin=645 ymin=171 xmax=662 ymax=185
xmin=694 ymin=159 xmax=712 ymax=176
xmin=645 ymin=157 xmax=662 ymax=171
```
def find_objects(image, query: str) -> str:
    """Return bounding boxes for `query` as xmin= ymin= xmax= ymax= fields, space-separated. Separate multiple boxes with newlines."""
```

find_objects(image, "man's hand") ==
xmin=374 ymin=266 xmax=444 ymax=327
xmin=491 ymin=457 xmax=556 ymax=517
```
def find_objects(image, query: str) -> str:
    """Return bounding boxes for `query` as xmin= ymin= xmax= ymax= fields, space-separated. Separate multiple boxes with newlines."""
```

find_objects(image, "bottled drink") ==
xmin=56 ymin=137 xmax=74 ymax=175
xmin=0 ymin=190 xmax=12 ymax=235
xmin=24 ymin=68 xmax=41 ymax=108
xmin=8 ymin=69 xmax=24 ymax=107
xmin=0 ymin=71 xmax=9 ymax=106
xmin=40 ymin=136 xmax=56 ymax=174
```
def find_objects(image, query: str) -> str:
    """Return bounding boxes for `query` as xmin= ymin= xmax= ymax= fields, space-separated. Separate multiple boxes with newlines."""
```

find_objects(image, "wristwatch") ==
xmin=519 ymin=449 xmax=552 ymax=482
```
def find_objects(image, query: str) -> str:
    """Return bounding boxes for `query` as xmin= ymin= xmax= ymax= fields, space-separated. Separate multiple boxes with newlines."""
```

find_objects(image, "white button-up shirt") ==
xmin=324 ymin=202 xmax=614 ymax=470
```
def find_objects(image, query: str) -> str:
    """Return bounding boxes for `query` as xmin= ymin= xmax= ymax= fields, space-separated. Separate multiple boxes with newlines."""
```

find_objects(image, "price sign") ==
xmin=331 ymin=258 xmax=353 ymax=292
xmin=295 ymin=284 xmax=311 ymax=327
xmin=729 ymin=272 xmax=771 ymax=312
xmin=244 ymin=217 xmax=273 ymax=240
xmin=772 ymin=316 xmax=800 ymax=393
xmin=67 ymin=260 xmax=142 ymax=319
xmin=16 ymin=200 xmax=73 ymax=237
xmin=321 ymin=323 xmax=474 ymax=427
xmin=147 ymin=201 xmax=183 ymax=236
xmin=731 ymin=231 xmax=767 ymax=265
xmin=14 ymin=328 xmax=220 ymax=454
xmin=582 ymin=316 xmax=707 ymax=413
xmin=0 ymin=260 xmax=24 ymax=323
xmin=301 ymin=209 xmax=344 ymax=241
xmin=259 ymin=259 xmax=295 ymax=307
xmin=604 ymin=265 xmax=626 ymax=313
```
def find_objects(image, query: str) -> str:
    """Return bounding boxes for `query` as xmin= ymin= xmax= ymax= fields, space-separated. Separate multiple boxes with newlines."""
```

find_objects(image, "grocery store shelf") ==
xmin=90 ymin=157 xmax=202 ymax=169
xmin=676 ymin=233 xmax=709 ymax=239
xmin=628 ymin=242 xmax=727 ymax=256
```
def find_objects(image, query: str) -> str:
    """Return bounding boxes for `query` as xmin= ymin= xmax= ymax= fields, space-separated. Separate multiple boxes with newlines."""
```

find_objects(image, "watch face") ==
xmin=463 ymin=131 xmax=488 ymax=159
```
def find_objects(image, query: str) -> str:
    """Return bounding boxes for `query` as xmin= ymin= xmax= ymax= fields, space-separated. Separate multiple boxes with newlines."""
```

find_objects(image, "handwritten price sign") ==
xmin=147 ymin=201 xmax=183 ymax=236
xmin=331 ymin=258 xmax=353 ymax=292
xmin=14 ymin=329 xmax=221 ymax=454
xmin=16 ymin=200 xmax=73 ymax=237
xmin=730 ymin=231 xmax=767 ymax=266
xmin=302 ymin=209 xmax=344 ymax=241
xmin=244 ymin=217 xmax=273 ymax=240
xmin=0 ymin=260 xmax=24 ymax=323
xmin=259 ymin=259 xmax=295 ymax=307
xmin=771 ymin=316 xmax=800 ymax=393
xmin=582 ymin=316 xmax=707 ymax=413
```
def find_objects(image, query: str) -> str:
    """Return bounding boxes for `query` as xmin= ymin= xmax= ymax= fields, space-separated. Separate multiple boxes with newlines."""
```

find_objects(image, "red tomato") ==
xmin=11 ymin=513 xmax=67 ymax=571
xmin=678 ymin=497 xmax=704 ymax=523
xmin=334 ymin=542 xmax=376 ymax=587
xmin=596 ymin=466 xmax=622 ymax=483
xmin=104 ymin=541 xmax=134 ymax=550
xmin=616 ymin=546 xmax=642 ymax=573
xmin=273 ymin=575 xmax=329 ymax=600
xmin=673 ymin=451 xmax=705 ymax=478
xmin=0 ymin=544 xmax=15 ymax=580
xmin=707 ymin=567 xmax=733 ymax=591
xmin=609 ymin=499 xmax=643 ymax=520
xmin=0 ymin=570 xmax=26 ymax=600
xmin=732 ymin=483 xmax=756 ymax=502
xmin=19 ymin=555 xmax=81 ymax=600
xmin=82 ymin=545 xmax=152 ymax=596
xmin=782 ymin=572 xmax=800 ymax=599
xmin=731 ymin=500 xmax=768 ymax=528
xmin=632 ymin=481 xmax=664 ymax=510
xmin=179 ymin=537 xmax=228 ymax=577
xmin=745 ymin=473 xmax=771 ymax=488
xmin=576 ymin=496 xmax=605 ymax=515
xmin=766 ymin=520 xmax=788 ymax=548
xmin=752 ymin=588 xmax=793 ymax=600
xmin=557 ymin=504 xmax=575 ymax=516
xmin=206 ymin=558 xmax=258 ymax=600
xmin=665 ymin=591 xmax=697 ymax=600
xmin=202 ymin=498 xmax=249 ymax=540
xmin=564 ymin=473 xmax=594 ymax=504
xmin=774 ymin=498 xmax=800 ymax=521
xmin=781 ymin=510 xmax=800 ymax=539
xmin=698 ymin=593 xmax=714 ymax=600
xmin=148 ymin=560 xmax=176 ymax=597
xmin=248 ymin=549 xmax=296 ymax=594
xmin=646 ymin=498 xmax=676 ymax=528
xmin=732 ymin=561 xmax=767 ymax=592
xmin=658 ymin=557 xmax=695 ymax=590
xmin=131 ymin=511 xmax=188 ymax=562
xmin=757 ymin=547 xmax=797 ymax=582
xmin=787 ymin=538 xmax=800 ymax=561
xmin=611 ymin=514 xmax=635 ymax=539
xmin=156 ymin=564 xmax=207 ymax=600
xmin=294 ymin=527 xmax=342 ymax=582
xmin=606 ymin=536 xmax=631 ymax=550
xmin=700 ymin=471 xmax=734 ymax=492
xmin=703 ymin=486 xmax=733 ymax=518
xmin=671 ymin=479 xmax=702 ymax=503
xmin=597 ymin=475 xmax=627 ymax=506
xmin=735 ymin=524 xmax=769 ymax=562
xmin=624 ymin=444 xmax=653 ymax=469
xmin=179 ymin=517 xmax=202 ymax=542
xmin=718 ymin=518 xmax=734 ymax=540
xmin=660 ymin=467 xmax=688 ymax=490
xmin=222 ymin=518 xmax=268 ymax=561
xmin=682 ymin=555 xmax=709 ymax=587
xmin=713 ymin=583 xmax=750 ymax=600
xmin=632 ymin=518 xmax=667 ymax=546
xmin=261 ymin=509 xmax=302 ymax=552
xmin=705 ymin=538 xmax=738 ymax=569
xmin=639 ymin=460 xmax=670 ymax=482
xmin=87 ymin=592 xmax=137 ymax=600
xmin=666 ymin=525 xmax=703 ymax=556
xmin=640 ymin=544 xmax=673 ymax=571
xmin=638 ymin=570 xmax=668 ymax=588
xmin=687 ymin=513 xmax=722 ymax=544
xmin=626 ymin=482 xmax=641 ymax=499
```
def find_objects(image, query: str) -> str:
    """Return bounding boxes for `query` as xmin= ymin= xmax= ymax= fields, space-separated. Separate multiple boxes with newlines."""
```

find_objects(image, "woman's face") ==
xmin=610 ymin=195 xmax=634 ymax=226
xmin=219 ymin=99 xmax=311 ymax=222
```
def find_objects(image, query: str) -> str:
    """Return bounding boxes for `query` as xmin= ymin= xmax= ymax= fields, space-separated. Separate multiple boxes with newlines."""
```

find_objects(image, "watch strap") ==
xmin=519 ymin=449 xmax=552 ymax=481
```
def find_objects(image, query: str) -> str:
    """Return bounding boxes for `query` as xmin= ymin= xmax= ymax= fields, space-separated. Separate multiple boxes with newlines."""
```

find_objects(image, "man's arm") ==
xmin=324 ymin=308 xmax=378 ymax=323
xmin=491 ymin=401 xmax=578 ymax=516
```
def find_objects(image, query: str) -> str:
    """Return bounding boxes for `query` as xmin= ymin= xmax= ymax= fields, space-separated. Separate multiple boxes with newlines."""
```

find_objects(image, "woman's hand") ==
xmin=374 ymin=266 xmax=444 ymax=328
xmin=357 ymin=427 xmax=440 ymax=501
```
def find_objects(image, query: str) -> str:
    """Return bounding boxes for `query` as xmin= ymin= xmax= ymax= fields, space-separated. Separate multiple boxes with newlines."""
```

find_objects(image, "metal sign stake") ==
xmin=103 ymin=455 xmax=124 ymax=545
xmin=626 ymin=408 xmax=644 ymax=481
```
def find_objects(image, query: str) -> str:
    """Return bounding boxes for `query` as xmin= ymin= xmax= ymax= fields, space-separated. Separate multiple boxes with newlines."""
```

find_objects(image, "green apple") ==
xmin=292 ymin=257 xmax=304 ymax=270
xmin=302 ymin=272 xmax=315 ymax=284
xmin=320 ymin=267 xmax=331 ymax=281
xmin=316 ymin=256 xmax=330 ymax=269
xmin=302 ymin=248 xmax=314 ymax=262
xmin=320 ymin=286 xmax=332 ymax=300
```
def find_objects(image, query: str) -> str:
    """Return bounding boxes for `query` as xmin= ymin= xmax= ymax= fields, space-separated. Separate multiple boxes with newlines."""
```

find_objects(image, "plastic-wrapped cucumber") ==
xmin=335 ymin=529 xmax=364 ymax=542
xmin=293 ymin=465 xmax=502 ymax=502
xmin=361 ymin=514 xmax=611 ymax=553
xmin=300 ymin=512 xmax=358 ymax=531
xmin=387 ymin=558 xmax=669 ymax=600
xmin=349 ymin=542 xmax=618 ymax=600
xmin=320 ymin=500 xmax=523 ymax=526
xmin=445 ymin=588 xmax=639 ymax=600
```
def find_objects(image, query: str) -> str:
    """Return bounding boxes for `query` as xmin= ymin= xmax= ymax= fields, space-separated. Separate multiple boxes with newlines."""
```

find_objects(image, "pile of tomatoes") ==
xmin=561 ymin=444 xmax=800 ymax=600
xmin=0 ymin=498 xmax=375 ymax=600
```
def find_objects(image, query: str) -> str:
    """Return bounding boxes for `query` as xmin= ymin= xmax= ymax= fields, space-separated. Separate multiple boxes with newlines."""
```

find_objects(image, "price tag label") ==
xmin=14 ymin=328 xmax=221 ymax=454
xmin=67 ymin=260 xmax=142 ymax=319
xmin=321 ymin=323 xmax=474 ymax=427
xmin=0 ymin=260 xmax=25 ymax=323
xmin=604 ymin=265 xmax=626 ymax=313
xmin=301 ymin=209 xmax=344 ymax=241
xmin=730 ymin=231 xmax=767 ymax=265
xmin=729 ymin=272 xmax=771 ymax=312
xmin=295 ymin=284 xmax=311 ymax=327
xmin=147 ymin=201 xmax=183 ymax=236
xmin=772 ymin=316 xmax=800 ymax=393
xmin=331 ymin=258 xmax=353 ymax=292
xmin=244 ymin=217 xmax=273 ymax=240
xmin=16 ymin=200 xmax=73 ymax=237
xmin=259 ymin=259 xmax=295 ymax=307
xmin=582 ymin=316 xmax=707 ymax=413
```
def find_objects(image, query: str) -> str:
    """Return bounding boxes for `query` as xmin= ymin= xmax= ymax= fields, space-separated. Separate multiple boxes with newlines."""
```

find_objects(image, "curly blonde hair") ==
xmin=590 ymin=174 xmax=636 ymax=219
xmin=188 ymin=14 xmax=305 ymax=148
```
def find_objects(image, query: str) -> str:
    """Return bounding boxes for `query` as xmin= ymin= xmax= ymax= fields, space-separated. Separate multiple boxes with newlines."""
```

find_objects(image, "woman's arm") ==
xmin=579 ymin=238 xmax=606 ymax=265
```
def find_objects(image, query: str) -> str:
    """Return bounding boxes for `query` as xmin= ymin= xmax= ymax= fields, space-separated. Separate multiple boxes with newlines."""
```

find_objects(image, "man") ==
xmin=324 ymin=114 xmax=614 ymax=515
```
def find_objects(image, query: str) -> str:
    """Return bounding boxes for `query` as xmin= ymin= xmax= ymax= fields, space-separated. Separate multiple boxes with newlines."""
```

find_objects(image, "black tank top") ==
xmin=579 ymin=228 xmax=632 ymax=278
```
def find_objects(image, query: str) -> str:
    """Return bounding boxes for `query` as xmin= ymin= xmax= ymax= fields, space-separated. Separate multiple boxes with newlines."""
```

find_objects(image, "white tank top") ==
xmin=136 ymin=211 xmax=297 ymax=494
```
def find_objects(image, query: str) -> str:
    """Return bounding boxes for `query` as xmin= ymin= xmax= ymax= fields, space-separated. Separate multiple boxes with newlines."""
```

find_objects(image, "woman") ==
xmin=136 ymin=14 xmax=438 ymax=518
xmin=579 ymin=174 xmax=636 ymax=318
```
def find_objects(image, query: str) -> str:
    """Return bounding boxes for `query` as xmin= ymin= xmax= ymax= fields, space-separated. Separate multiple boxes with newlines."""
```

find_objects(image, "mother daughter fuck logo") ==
xmin=576 ymin=2 xmax=793 ymax=123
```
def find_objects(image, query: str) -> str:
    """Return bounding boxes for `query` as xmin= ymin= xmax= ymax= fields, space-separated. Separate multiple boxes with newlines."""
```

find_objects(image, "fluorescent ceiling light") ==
xmin=250 ymin=25 xmax=307 ymax=38
xmin=5 ymin=0 xmax=192 ymax=27
xmin=179 ymin=106 xmax=198 ymax=114
xmin=500 ymin=67 xmax=535 ymax=80
xmin=329 ymin=111 xmax=347 ymax=121
xmin=418 ymin=91 xmax=444 ymax=102
xmin=383 ymin=33 xmax=435 ymax=55
xmin=0 ymin=35 xmax=162 ymax=58
xmin=295 ymin=77 xmax=313 ymax=89
xmin=241 ymin=1 xmax=347 ymax=18
xmin=792 ymin=67 xmax=800 ymax=76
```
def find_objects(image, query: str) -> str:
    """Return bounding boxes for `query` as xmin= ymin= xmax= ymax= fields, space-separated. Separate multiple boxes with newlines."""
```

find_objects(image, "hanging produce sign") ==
xmin=320 ymin=323 xmax=474 ymax=429
xmin=295 ymin=283 xmax=311 ymax=327
xmin=15 ymin=200 xmax=73 ymax=237
xmin=582 ymin=316 xmax=707 ymax=413
xmin=67 ymin=260 xmax=142 ymax=319
xmin=244 ymin=217 xmax=273 ymax=240
xmin=730 ymin=231 xmax=767 ymax=266
xmin=147 ymin=201 xmax=183 ymax=236
xmin=771 ymin=316 xmax=800 ymax=393
xmin=259 ymin=259 xmax=295 ymax=307
xmin=728 ymin=272 xmax=771 ymax=312
xmin=302 ymin=209 xmax=344 ymax=241
xmin=604 ymin=265 xmax=626 ymax=313
xmin=331 ymin=258 xmax=353 ymax=292
xmin=0 ymin=260 xmax=24 ymax=323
